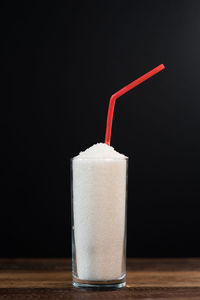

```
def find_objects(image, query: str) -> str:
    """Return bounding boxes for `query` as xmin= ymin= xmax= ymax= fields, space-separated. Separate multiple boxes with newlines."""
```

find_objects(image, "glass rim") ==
xmin=71 ymin=156 xmax=129 ymax=161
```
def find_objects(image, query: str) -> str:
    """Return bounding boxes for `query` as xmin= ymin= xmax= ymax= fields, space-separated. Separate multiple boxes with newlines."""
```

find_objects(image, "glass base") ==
xmin=73 ymin=281 xmax=126 ymax=289
xmin=72 ymin=275 xmax=126 ymax=289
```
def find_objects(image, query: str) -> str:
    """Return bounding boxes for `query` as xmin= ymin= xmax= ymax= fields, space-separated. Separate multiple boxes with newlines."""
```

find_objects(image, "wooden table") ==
xmin=1 ymin=259 xmax=200 ymax=299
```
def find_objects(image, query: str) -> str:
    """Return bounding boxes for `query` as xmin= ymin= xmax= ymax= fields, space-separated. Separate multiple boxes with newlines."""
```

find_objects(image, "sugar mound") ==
xmin=75 ymin=142 xmax=127 ymax=159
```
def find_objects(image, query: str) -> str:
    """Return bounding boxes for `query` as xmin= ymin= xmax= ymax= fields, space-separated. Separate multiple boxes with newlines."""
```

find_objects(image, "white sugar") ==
xmin=75 ymin=142 xmax=127 ymax=160
xmin=72 ymin=143 xmax=127 ymax=281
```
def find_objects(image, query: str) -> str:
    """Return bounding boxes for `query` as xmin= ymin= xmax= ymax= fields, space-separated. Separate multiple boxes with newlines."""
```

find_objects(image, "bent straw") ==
xmin=105 ymin=64 xmax=165 ymax=145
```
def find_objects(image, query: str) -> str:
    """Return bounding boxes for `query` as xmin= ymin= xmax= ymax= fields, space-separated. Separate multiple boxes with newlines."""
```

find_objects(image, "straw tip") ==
xmin=160 ymin=64 xmax=165 ymax=70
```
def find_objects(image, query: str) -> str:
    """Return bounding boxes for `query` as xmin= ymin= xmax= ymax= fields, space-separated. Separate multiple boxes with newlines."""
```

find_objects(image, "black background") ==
xmin=1 ymin=0 xmax=200 ymax=257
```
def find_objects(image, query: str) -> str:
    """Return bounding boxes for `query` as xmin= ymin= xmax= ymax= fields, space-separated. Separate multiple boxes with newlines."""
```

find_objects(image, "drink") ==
xmin=71 ymin=143 xmax=128 ymax=288
xmin=70 ymin=64 xmax=165 ymax=288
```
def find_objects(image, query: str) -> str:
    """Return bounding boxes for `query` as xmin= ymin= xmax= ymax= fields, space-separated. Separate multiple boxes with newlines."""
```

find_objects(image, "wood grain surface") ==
xmin=1 ymin=258 xmax=200 ymax=299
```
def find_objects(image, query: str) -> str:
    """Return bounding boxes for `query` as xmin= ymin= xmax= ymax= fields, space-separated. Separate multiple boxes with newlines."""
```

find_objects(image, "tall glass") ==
xmin=71 ymin=156 xmax=128 ymax=288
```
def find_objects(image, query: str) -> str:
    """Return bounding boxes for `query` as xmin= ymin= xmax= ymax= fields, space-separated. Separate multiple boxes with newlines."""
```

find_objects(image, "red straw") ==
xmin=105 ymin=64 xmax=165 ymax=145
